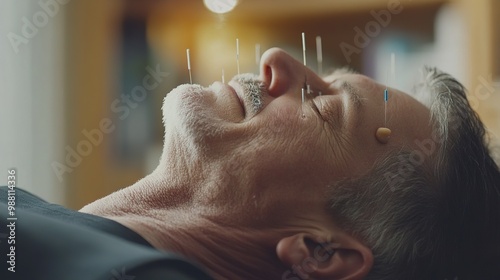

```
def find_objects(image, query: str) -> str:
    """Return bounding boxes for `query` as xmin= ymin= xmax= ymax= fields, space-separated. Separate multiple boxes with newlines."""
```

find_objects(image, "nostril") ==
xmin=262 ymin=61 xmax=291 ymax=98
xmin=260 ymin=47 xmax=298 ymax=98
xmin=263 ymin=65 xmax=280 ymax=98
xmin=264 ymin=65 xmax=272 ymax=86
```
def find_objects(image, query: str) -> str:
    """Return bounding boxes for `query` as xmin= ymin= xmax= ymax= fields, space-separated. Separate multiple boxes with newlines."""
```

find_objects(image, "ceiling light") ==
xmin=203 ymin=0 xmax=238 ymax=14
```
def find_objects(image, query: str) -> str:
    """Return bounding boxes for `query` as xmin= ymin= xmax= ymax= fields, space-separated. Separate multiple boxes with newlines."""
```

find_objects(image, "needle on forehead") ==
xmin=384 ymin=88 xmax=388 ymax=126
xmin=236 ymin=38 xmax=240 ymax=75
xmin=316 ymin=36 xmax=323 ymax=76
xmin=222 ymin=68 xmax=225 ymax=84
xmin=384 ymin=52 xmax=395 ymax=127
xmin=186 ymin=48 xmax=192 ymax=84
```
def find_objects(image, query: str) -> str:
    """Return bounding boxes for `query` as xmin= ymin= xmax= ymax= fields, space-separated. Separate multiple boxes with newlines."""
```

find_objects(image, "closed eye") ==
xmin=312 ymin=95 xmax=344 ymax=130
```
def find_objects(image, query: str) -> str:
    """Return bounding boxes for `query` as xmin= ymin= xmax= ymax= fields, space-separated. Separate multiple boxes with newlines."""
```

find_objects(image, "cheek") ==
xmin=255 ymin=102 xmax=304 ymax=138
xmin=260 ymin=191 xmax=326 ymax=220
xmin=248 ymin=173 xmax=329 ymax=220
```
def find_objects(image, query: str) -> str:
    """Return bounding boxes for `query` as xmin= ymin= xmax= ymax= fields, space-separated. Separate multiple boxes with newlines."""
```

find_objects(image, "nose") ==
xmin=259 ymin=48 xmax=326 ymax=98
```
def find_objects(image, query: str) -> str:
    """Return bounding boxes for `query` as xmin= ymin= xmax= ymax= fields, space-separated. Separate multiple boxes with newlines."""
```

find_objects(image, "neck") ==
xmin=80 ymin=170 xmax=287 ymax=279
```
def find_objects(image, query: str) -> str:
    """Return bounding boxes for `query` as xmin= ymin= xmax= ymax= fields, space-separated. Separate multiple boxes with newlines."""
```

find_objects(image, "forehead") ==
xmin=389 ymin=86 xmax=434 ymax=148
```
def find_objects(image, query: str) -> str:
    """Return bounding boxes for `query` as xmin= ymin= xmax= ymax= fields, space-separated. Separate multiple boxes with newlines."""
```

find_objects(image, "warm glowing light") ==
xmin=203 ymin=0 xmax=238 ymax=14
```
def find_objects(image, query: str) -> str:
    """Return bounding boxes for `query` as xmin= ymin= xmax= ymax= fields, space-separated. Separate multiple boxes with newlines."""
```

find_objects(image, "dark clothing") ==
xmin=0 ymin=187 xmax=212 ymax=280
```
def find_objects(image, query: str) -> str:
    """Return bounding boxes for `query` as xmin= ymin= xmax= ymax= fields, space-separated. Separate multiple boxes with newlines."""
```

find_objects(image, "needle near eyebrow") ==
xmin=301 ymin=32 xmax=311 ymax=104
xmin=186 ymin=48 xmax=192 ymax=84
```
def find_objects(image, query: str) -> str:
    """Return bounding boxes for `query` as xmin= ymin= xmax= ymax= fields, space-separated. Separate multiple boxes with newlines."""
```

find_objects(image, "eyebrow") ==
xmin=341 ymin=81 xmax=364 ymax=110
xmin=338 ymin=81 xmax=365 ymax=130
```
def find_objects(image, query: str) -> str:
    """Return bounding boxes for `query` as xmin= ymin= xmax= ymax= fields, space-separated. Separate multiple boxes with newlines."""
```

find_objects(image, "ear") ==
xmin=276 ymin=232 xmax=373 ymax=280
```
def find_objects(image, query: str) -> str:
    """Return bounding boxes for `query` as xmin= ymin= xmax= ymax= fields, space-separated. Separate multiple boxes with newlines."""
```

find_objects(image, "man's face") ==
xmin=161 ymin=48 xmax=432 ymax=225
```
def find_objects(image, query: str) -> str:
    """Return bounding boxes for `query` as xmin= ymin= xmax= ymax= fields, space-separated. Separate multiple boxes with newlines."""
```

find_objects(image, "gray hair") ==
xmin=328 ymin=67 xmax=500 ymax=279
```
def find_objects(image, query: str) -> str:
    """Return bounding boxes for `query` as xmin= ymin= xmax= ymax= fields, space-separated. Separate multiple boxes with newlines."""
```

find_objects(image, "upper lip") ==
xmin=228 ymin=80 xmax=247 ymax=116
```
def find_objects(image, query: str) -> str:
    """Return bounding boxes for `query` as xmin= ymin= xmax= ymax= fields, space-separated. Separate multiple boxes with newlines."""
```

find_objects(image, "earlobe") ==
xmin=276 ymin=232 xmax=373 ymax=280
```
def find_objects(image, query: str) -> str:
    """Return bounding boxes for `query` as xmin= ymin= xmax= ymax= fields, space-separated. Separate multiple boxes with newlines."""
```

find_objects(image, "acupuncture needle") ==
xmin=300 ymin=33 xmax=308 ymax=119
xmin=316 ymin=36 xmax=323 ymax=76
xmin=302 ymin=32 xmax=307 ymax=67
xmin=222 ymin=68 xmax=225 ymax=84
xmin=384 ymin=87 xmax=388 ymax=126
xmin=384 ymin=53 xmax=395 ymax=126
xmin=186 ymin=49 xmax=192 ymax=84
xmin=236 ymin=38 xmax=240 ymax=75
xmin=301 ymin=32 xmax=313 ymax=102
xmin=255 ymin=43 xmax=261 ymax=66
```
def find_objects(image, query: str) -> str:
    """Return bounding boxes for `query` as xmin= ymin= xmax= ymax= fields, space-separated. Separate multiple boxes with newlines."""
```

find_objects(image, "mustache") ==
xmin=232 ymin=74 xmax=267 ymax=114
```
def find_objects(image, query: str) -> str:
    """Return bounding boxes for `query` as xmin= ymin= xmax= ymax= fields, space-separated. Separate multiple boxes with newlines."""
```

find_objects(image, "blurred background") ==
xmin=1 ymin=0 xmax=499 ymax=209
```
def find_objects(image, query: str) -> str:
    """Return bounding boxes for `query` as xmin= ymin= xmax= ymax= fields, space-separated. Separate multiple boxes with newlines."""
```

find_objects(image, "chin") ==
xmin=162 ymin=84 xmax=232 ymax=150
